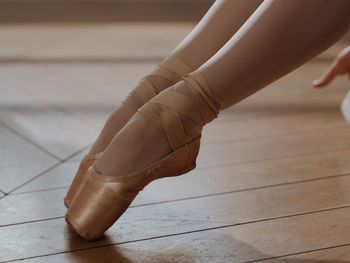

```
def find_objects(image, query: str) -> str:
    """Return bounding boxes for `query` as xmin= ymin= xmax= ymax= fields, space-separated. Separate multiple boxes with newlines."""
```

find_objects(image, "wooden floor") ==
xmin=1 ymin=22 xmax=350 ymax=263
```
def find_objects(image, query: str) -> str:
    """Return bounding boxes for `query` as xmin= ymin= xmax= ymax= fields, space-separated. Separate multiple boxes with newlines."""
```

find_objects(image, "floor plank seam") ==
xmin=205 ymin=124 xmax=350 ymax=144
xmin=0 ymin=74 xmax=103 ymax=131
xmin=14 ymin=144 xmax=350 ymax=196
xmin=2 ymin=120 xmax=348 ymax=193
xmin=0 ymin=216 xmax=64 ymax=228
xmin=2 ymin=197 xmax=350 ymax=230
xmin=197 ymin=146 xmax=350 ymax=172
xmin=6 ymin=145 xmax=90 ymax=195
xmin=8 ymin=171 xmax=350 ymax=210
xmin=243 ymin=243 xmax=350 ymax=263
xmin=5 ymin=109 xmax=349 ymax=196
xmin=0 ymin=193 xmax=7 ymax=201
xmin=219 ymin=102 xmax=348 ymax=123
xmin=207 ymin=124 xmax=349 ymax=145
xmin=2 ymin=205 xmax=350 ymax=262
xmin=11 ymin=186 xmax=69 ymax=196
xmin=0 ymin=121 xmax=61 ymax=161
xmin=9 ymin=144 xmax=346 ymax=195
xmin=124 ymin=171 xmax=350 ymax=208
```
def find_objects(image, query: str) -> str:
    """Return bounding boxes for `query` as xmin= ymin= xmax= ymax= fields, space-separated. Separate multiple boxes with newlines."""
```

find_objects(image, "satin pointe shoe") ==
xmin=63 ymin=55 xmax=192 ymax=208
xmin=64 ymin=152 xmax=103 ymax=208
xmin=65 ymin=72 xmax=221 ymax=241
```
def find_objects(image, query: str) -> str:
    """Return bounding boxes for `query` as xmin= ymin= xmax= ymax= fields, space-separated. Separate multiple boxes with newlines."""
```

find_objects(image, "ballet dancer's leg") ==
xmin=88 ymin=0 xmax=263 ymax=154
xmin=199 ymin=0 xmax=350 ymax=109
xmin=64 ymin=0 xmax=262 ymax=207
xmin=67 ymin=0 xmax=350 ymax=239
xmin=95 ymin=0 xmax=350 ymax=177
xmin=65 ymin=0 xmax=262 ymax=207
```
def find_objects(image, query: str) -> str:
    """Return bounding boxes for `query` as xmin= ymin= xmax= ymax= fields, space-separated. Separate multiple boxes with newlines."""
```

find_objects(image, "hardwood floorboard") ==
xmin=257 ymin=245 xmax=350 ymax=262
xmin=12 ymin=124 xmax=350 ymax=196
xmin=0 ymin=23 xmax=194 ymax=62
xmin=12 ymin=161 xmax=80 ymax=194
xmin=0 ymin=78 xmax=98 ymax=159
xmin=11 ymin=146 xmax=350 ymax=208
xmin=67 ymin=121 xmax=350 ymax=169
xmin=2 ymin=173 xmax=350 ymax=261
xmin=3 ymin=168 xmax=350 ymax=227
xmin=221 ymin=85 xmax=347 ymax=121
xmin=0 ymin=123 xmax=57 ymax=193
xmin=3 ymin=207 xmax=350 ymax=263
xmin=204 ymin=108 xmax=347 ymax=143
xmin=198 ymin=126 xmax=350 ymax=169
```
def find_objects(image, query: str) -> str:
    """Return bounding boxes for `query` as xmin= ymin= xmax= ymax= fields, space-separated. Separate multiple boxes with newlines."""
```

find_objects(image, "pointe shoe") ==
xmin=65 ymin=137 xmax=200 ymax=240
xmin=64 ymin=152 xmax=103 ymax=208
xmin=64 ymin=55 xmax=192 ymax=208
xmin=65 ymin=72 xmax=221 ymax=241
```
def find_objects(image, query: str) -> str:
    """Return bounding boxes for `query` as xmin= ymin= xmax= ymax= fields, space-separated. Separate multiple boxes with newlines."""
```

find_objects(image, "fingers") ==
xmin=312 ymin=46 xmax=350 ymax=89
xmin=312 ymin=61 xmax=339 ymax=88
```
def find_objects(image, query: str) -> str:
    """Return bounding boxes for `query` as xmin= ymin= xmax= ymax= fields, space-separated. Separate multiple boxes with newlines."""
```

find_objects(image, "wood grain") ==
xmin=0 ymin=78 xmax=98 ymax=160
xmin=0 ymin=123 xmax=58 ymax=193
xmin=4 ymin=207 xmax=350 ymax=263
xmin=2 ymin=173 xmax=350 ymax=261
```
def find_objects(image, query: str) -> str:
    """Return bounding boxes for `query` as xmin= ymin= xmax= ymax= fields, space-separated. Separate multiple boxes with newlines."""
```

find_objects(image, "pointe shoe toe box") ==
xmin=65 ymin=137 xmax=201 ymax=241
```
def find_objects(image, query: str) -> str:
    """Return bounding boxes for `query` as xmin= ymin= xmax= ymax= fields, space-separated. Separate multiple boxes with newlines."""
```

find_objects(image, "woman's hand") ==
xmin=312 ymin=46 xmax=350 ymax=88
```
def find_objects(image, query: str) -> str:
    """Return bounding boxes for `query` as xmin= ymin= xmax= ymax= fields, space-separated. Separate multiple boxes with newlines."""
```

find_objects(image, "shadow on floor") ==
xmin=66 ymin=232 xmax=348 ymax=263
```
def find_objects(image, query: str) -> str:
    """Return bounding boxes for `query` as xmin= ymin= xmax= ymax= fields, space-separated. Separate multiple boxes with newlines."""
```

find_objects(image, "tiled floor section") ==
xmin=0 ymin=22 xmax=350 ymax=262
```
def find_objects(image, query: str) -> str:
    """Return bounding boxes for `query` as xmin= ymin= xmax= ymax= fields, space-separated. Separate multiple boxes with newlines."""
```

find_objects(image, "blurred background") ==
xmin=0 ymin=0 xmax=213 ymax=23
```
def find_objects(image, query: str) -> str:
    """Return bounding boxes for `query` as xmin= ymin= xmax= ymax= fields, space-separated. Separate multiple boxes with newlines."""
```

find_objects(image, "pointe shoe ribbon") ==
xmin=123 ymin=55 xmax=193 ymax=110
xmin=65 ymin=72 xmax=221 ymax=241
xmin=64 ymin=56 xmax=191 ymax=209
xmin=140 ymin=72 xmax=221 ymax=151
